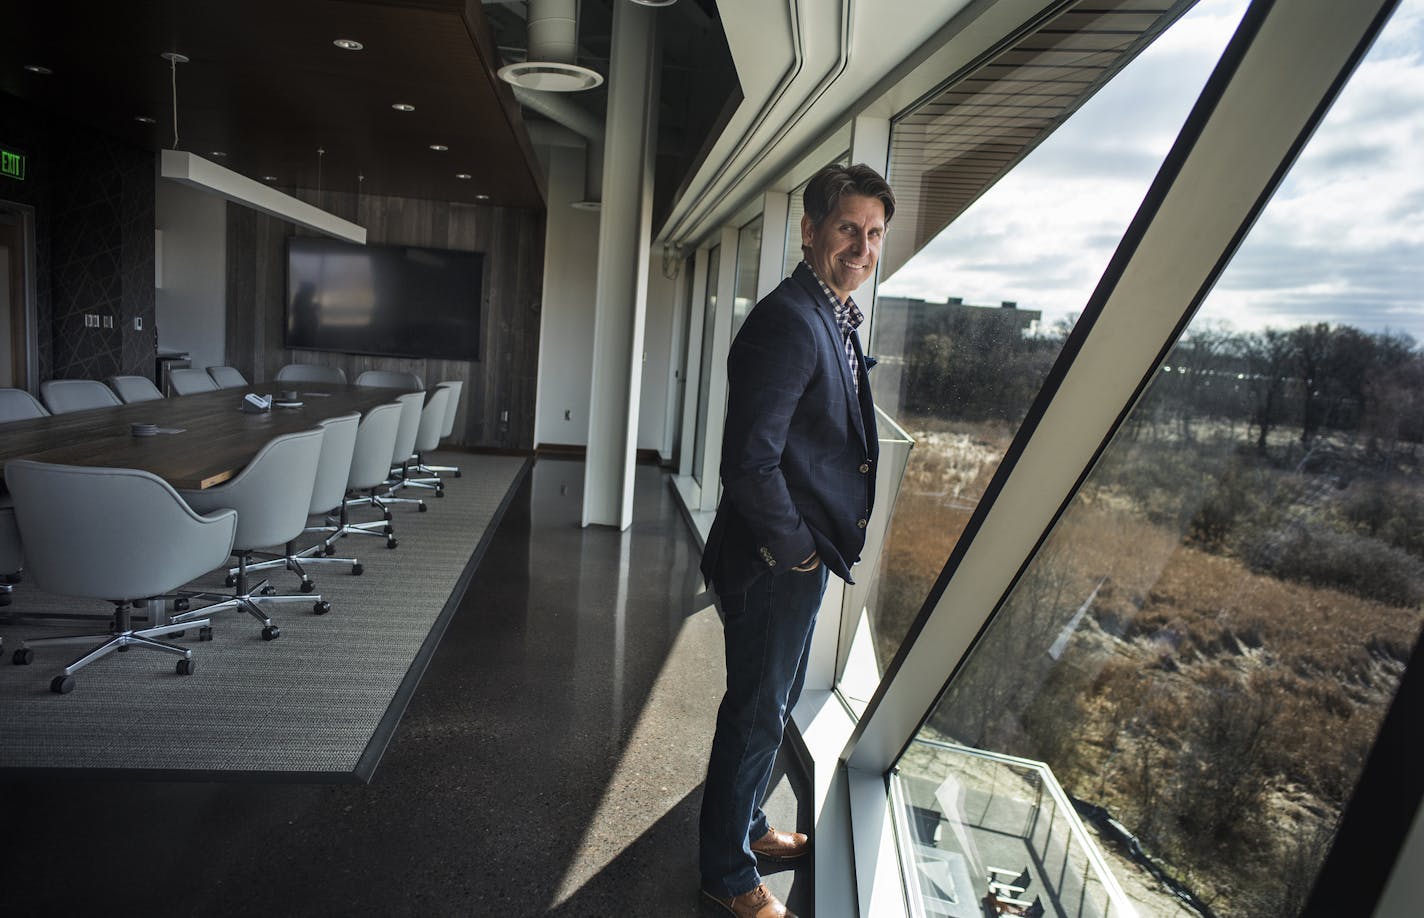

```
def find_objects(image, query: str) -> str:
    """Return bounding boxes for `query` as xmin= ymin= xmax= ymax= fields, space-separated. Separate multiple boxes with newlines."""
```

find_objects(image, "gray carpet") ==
xmin=0 ymin=450 xmax=529 ymax=780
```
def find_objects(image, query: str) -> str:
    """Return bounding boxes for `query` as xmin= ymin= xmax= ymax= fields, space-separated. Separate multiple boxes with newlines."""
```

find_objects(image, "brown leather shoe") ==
xmin=702 ymin=883 xmax=795 ymax=918
xmin=750 ymin=827 xmax=811 ymax=861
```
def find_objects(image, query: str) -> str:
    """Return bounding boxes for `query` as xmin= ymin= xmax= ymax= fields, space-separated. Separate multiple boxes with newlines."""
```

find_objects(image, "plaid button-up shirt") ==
xmin=804 ymin=263 xmax=864 ymax=393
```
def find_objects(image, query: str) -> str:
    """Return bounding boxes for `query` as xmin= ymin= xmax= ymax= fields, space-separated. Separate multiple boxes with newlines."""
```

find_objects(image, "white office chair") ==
xmin=108 ymin=375 xmax=165 ymax=403
xmin=39 ymin=379 xmax=122 ymax=414
xmin=5 ymin=460 xmax=235 ymax=694
xmin=276 ymin=363 xmax=347 ymax=384
xmin=414 ymin=380 xmax=464 ymax=479
xmin=238 ymin=412 xmax=363 ymax=590
xmin=207 ymin=366 xmax=249 ymax=389
xmin=370 ymin=390 xmax=429 ymax=513
xmin=172 ymin=427 xmax=327 ymax=639
xmin=355 ymin=369 xmax=424 ymax=390
xmin=312 ymin=401 xmax=403 ymax=551
xmin=387 ymin=386 xmax=449 ymax=497
xmin=0 ymin=387 xmax=49 ymax=420
xmin=0 ymin=498 xmax=21 ymax=608
xmin=168 ymin=367 xmax=219 ymax=395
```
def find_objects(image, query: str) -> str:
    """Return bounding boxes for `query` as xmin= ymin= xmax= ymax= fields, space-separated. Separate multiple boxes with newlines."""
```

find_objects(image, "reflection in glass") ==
xmin=853 ymin=0 xmax=1246 ymax=700
xmin=692 ymin=245 xmax=721 ymax=487
xmin=896 ymin=4 xmax=1423 ymax=915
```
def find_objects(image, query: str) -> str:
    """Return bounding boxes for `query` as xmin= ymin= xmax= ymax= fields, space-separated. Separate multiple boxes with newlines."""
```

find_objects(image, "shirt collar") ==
xmin=802 ymin=262 xmax=864 ymax=333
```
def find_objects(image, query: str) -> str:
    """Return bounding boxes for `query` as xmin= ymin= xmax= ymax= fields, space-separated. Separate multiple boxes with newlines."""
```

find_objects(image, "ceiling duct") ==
xmin=497 ymin=0 xmax=603 ymax=92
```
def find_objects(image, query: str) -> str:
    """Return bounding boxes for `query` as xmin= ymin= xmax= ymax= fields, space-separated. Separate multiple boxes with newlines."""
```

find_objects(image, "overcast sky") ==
xmin=878 ymin=0 xmax=1424 ymax=341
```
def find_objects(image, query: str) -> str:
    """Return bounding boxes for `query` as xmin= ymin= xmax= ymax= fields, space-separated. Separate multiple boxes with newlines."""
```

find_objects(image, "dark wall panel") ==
xmin=0 ymin=93 xmax=155 ymax=384
xmin=226 ymin=187 xmax=544 ymax=450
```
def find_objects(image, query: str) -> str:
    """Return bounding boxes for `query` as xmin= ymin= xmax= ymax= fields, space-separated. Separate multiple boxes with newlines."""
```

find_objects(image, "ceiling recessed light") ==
xmin=429 ymin=144 xmax=448 ymax=152
xmin=474 ymin=194 xmax=490 ymax=201
xmin=333 ymin=39 xmax=364 ymax=51
xmin=497 ymin=61 xmax=602 ymax=92
xmin=135 ymin=115 xmax=156 ymax=124
xmin=455 ymin=173 xmax=472 ymax=180
xmin=391 ymin=103 xmax=415 ymax=112
xmin=24 ymin=64 xmax=54 ymax=75
xmin=629 ymin=0 xmax=678 ymax=6
xmin=210 ymin=151 xmax=228 ymax=158
xmin=263 ymin=176 xmax=278 ymax=182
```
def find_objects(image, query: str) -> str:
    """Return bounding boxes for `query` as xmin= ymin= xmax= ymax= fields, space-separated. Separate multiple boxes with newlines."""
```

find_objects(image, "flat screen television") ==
xmin=285 ymin=236 xmax=484 ymax=361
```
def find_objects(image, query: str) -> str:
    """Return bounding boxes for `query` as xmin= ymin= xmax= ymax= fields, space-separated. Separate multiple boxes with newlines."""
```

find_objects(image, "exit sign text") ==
xmin=1 ymin=147 xmax=26 ymax=181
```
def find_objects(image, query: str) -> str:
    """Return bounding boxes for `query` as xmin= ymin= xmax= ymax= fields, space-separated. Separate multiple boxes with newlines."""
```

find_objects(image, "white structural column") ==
xmin=696 ymin=225 xmax=741 ymax=512
xmin=582 ymin=1 xmax=660 ymax=528
xmin=678 ymin=249 xmax=711 ymax=480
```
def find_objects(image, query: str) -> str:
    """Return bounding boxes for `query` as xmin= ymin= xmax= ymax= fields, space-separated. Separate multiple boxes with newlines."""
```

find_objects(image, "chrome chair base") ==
xmin=175 ymin=554 xmax=330 ymax=640
xmin=11 ymin=602 xmax=208 ymax=693
xmin=233 ymin=538 xmax=363 ymax=590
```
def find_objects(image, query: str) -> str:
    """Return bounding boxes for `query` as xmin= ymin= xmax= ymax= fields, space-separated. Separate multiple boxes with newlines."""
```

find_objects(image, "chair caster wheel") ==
xmin=51 ymin=674 xmax=75 ymax=694
xmin=260 ymin=585 xmax=277 ymax=596
xmin=199 ymin=626 xmax=214 ymax=642
xmin=0 ymin=593 xmax=10 ymax=607
xmin=352 ymin=563 xmax=364 ymax=576
xmin=4 ymin=571 xmax=22 ymax=583
xmin=300 ymin=580 xmax=315 ymax=594
xmin=176 ymin=658 xmax=195 ymax=676
xmin=418 ymin=503 xmax=428 ymax=512
xmin=453 ymin=470 xmax=462 ymax=479
xmin=383 ymin=511 xmax=392 ymax=521
xmin=324 ymin=543 xmax=337 ymax=556
xmin=174 ymin=598 xmax=191 ymax=612
xmin=224 ymin=574 xmax=236 ymax=587
xmin=386 ymin=538 xmax=398 ymax=550
xmin=13 ymin=647 xmax=34 ymax=666
xmin=435 ymin=488 xmax=444 ymax=498
xmin=262 ymin=625 xmax=281 ymax=641
xmin=314 ymin=601 xmax=331 ymax=616
xmin=383 ymin=524 xmax=393 ymax=535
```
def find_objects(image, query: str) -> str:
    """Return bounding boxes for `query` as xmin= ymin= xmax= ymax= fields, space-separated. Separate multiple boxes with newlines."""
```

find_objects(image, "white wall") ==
xmin=533 ymin=143 xmax=601 ymax=448
xmin=155 ymin=181 xmax=227 ymax=371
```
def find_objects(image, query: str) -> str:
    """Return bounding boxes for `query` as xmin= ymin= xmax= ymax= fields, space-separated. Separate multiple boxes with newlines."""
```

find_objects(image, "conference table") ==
xmin=0 ymin=382 xmax=410 ymax=490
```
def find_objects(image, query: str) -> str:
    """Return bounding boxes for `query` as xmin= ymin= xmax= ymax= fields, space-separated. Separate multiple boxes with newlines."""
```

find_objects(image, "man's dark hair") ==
xmin=803 ymin=163 xmax=895 ymax=227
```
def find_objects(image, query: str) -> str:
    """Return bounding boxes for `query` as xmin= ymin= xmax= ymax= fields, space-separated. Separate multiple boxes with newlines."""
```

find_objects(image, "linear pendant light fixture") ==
xmin=160 ymin=149 xmax=367 ymax=244
xmin=155 ymin=50 xmax=366 ymax=244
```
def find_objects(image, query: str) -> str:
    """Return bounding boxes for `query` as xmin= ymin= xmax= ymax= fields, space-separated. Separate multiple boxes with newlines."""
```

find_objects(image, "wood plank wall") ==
xmin=225 ymin=188 xmax=545 ymax=450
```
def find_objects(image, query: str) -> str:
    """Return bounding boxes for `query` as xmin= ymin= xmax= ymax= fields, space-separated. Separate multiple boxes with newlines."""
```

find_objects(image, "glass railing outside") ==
xmin=895 ymin=741 xmax=1139 ymax=918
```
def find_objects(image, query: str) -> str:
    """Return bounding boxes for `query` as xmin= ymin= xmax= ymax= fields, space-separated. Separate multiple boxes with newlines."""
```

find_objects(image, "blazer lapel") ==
xmin=793 ymin=268 xmax=869 ymax=452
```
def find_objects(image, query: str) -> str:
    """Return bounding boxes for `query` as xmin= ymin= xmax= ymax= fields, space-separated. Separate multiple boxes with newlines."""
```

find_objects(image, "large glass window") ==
xmin=692 ymin=244 xmax=721 ymax=486
xmin=852 ymin=0 xmax=1248 ymax=702
xmin=895 ymin=3 xmax=1423 ymax=915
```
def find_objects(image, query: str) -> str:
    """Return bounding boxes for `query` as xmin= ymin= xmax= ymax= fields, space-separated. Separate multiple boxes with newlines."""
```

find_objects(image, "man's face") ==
xmin=801 ymin=193 xmax=887 ymax=302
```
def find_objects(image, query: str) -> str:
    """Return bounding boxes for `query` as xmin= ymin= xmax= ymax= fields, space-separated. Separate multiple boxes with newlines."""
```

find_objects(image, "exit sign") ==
xmin=1 ymin=146 xmax=26 ymax=181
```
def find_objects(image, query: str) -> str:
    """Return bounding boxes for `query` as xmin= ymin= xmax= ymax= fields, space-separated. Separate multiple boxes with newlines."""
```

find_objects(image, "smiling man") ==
xmin=699 ymin=163 xmax=895 ymax=918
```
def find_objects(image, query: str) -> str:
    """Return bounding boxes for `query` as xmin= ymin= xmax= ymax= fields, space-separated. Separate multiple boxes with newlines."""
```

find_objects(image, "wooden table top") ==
xmin=0 ymin=382 xmax=409 ymax=490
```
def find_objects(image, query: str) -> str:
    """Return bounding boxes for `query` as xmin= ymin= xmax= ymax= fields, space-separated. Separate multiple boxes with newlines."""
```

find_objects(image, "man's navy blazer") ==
xmin=701 ymin=263 xmax=879 ymax=596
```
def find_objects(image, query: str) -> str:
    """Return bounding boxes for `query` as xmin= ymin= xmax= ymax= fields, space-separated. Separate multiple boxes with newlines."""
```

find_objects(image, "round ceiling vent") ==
xmin=628 ymin=0 xmax=678 ymax=6
xmin=498 ymin=61 xmax=603 ymax=92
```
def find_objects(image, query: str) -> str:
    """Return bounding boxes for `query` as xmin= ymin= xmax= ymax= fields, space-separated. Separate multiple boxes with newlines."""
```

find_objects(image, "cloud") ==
xmin=881 ymin=0 xmax=1424 ymax=341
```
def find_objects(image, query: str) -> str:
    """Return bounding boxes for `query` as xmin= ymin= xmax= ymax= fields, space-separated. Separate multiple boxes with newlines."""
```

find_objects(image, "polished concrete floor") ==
xmin=2 ymin=458 xmax=813 ymax=916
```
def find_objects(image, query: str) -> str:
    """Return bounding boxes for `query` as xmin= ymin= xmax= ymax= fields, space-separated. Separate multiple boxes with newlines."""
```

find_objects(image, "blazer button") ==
xmin=859 ymin=462 xmax=870 ymax=474
xmin=857 ymin=518 xmax=867 ymax=529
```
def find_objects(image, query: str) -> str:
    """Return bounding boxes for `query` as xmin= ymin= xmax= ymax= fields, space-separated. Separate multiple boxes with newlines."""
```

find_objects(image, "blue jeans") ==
xmin=699 ymin=563 xmax=829 ymax=898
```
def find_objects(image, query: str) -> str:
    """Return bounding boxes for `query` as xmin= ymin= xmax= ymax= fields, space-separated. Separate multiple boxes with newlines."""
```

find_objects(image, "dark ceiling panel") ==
xmin=0 ymin=0 xmax=545 ymax=209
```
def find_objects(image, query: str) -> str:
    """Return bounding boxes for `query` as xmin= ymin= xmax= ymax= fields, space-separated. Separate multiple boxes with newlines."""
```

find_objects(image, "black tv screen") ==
xmin=285 ymin=236 xmax=483 ymax=361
